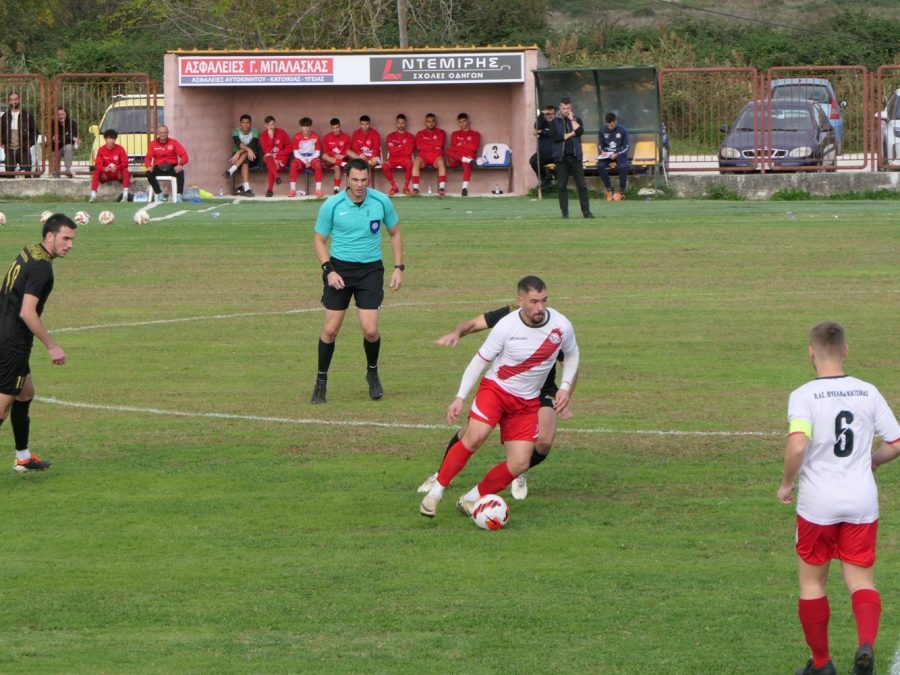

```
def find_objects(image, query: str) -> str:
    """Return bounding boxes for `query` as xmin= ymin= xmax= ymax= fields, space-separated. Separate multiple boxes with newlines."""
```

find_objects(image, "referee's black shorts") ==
xmin=0 ymin=348 xmax=31 ymax=396
xmin=321 ymin=258 xmax=385 ymax=311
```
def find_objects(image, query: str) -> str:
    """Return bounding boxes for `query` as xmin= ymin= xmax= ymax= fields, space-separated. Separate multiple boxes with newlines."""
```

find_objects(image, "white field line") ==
xmin=891 ymin=640 xmax=900 ymax=675
xmin=35 ymin=395 xmax=779 ymax=437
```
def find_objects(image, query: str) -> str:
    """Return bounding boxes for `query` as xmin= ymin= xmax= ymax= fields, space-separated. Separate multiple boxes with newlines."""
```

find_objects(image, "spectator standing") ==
xmin=51 ymin=107 xmax=79 ymax=177
xmin=90 ymin=129 xmax=130 ymax=203
xmin=321 ymin=118 xmax=352 ymax=195
xmin=1 ymin=92 xmax=39 ymax=176
xmin=597 ymin=112 xmax=630 ymax=201
xmin=530 ymin=104 xmax=557 ymax=189
xmin=224 ymin=113 xmax=259 ymax=197
xmin=445 ymin=112 xmax=481 ymax=196
xmin=382 ymin=113 xmax=415 ymax=196
xmin=411 ymin=113 xmax=447 ymax=196
xmin=259 ymin=116 xmax=291 ymax=198
xmin=289 ymin=117 xmax=324 ymax=198
xmin=550 ymin=97 xmax=593 ymax=219
xmin=145 ymin=125 xmax=189 ymax=203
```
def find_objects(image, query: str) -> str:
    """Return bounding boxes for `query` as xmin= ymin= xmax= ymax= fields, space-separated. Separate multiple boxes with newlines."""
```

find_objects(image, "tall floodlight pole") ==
xmin=398 ymin=0 xmax=408 ymax=47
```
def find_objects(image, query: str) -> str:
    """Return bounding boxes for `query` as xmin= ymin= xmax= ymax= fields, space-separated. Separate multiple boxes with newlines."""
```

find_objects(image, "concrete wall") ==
xmin=163 ymin=50 xmax=546 ymax=197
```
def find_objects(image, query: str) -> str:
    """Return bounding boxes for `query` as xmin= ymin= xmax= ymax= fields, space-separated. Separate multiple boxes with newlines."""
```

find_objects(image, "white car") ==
xmin=879 ymin=88 xmax=900 ymax=167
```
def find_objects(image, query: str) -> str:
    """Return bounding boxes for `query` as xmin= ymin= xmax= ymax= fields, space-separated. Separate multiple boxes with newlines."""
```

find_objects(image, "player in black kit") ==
xmin=0 ymin=213 xmax=77 ymax=473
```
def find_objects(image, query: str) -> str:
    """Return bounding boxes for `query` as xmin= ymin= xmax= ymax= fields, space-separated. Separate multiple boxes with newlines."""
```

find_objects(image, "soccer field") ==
xmin=0 ymin=195 xmax=897 ymax=673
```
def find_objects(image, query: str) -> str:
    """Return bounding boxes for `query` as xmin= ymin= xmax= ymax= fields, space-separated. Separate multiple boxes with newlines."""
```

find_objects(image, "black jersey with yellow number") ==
xmin=0 ymin=243 xmax=55 ymax=353
xmin=483 ymin=304 xmax=561 ymax=398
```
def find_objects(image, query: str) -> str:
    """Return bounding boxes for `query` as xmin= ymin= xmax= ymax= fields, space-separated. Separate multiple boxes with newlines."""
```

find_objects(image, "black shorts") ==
xmin=321 ymin=259 xmax=385 ymax=311
xmin=539 ymin=387 xmax=558 ymax=408
xmin=0 ymin=348 xmax=30 ymax=396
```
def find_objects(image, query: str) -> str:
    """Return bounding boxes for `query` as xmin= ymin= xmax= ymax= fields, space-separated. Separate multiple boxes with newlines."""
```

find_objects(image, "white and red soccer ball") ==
xmin=133 ymin=210 xmax=150 ymax=225
xmin=98 ymin=210 xmax=115 ymax=225
xmin=74 ymin=210 xmax=91 ymax=225
xmin=472 ymin=494 xmax=510 ymax=530
xmin=40 ymin=210 xmax=54 ymax=225
xmin=0 ymin=212 xmax=5 ymax=226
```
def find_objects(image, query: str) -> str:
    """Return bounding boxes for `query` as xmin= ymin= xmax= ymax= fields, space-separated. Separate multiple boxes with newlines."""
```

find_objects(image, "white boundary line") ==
xmin=891 ymin=640 xmax=900 ymax=675
xmin=35 ymin=395 xmax=779 ymax=437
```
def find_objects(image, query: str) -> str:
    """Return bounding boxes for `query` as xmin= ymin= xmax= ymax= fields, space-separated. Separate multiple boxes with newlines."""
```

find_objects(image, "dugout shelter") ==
xmin=163 ymin=47 xmax=548 ymax=196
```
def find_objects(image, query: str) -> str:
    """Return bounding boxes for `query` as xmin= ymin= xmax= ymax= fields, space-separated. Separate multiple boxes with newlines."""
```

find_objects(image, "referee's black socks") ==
xmin=317 ymin=339 xmax=335 ymax=380
xmin=363 ymin=337 xmax=381 ymax=370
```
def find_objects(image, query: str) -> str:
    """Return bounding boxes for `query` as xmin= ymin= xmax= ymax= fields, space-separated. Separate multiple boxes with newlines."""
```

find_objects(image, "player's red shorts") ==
xmin=468 ymin=378 xmax=539 ymax=443
xmin=417 ymin=151 xmax=442 ymax=168
xmin=796 ymin=515 xmax=878 ymax=567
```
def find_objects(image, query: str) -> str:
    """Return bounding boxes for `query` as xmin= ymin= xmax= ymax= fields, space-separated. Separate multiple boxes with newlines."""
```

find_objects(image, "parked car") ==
xmin=770 ymin=78 xmax=845 ymax=154
xmin=878 ymin=88 xmax=900 ymax=167
xmin=718 ymin=99 xmax=838 ymax=172
xmin=89 ymin=94 xmax=165 ymax=167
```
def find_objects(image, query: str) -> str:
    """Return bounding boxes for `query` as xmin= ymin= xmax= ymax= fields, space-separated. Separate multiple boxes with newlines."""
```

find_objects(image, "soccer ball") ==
xmin=0 ymin=212 xmax=5 ymax=226
xmin=133 ymin=210 xmax=150 ymax=225
xmin=472 ymin=494 xmax=510 ymax=530
xmin=40 ymin=210 xmax=54 ymax=225
xmin=98 ymin=210 xmax=115 ymax=225
xmin=74 ymin=210 xmax=91 ymax=225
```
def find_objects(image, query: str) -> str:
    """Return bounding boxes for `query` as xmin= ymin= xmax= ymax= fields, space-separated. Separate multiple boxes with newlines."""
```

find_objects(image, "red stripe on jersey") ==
xmin=496 ymin=328 xmax=563 ymax=381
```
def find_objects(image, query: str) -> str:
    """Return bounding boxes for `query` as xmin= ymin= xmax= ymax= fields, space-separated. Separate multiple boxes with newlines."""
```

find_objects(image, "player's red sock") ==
xmin=478 ymin=461 xmax=516 ymax=495
xmin=799 ymin=596 xmax=831 ymax=668
xmin=436 ymin=440 xmax=473 ymax=487
xmin=438 ymin=174 xmax=446 ymax=187
xmin=333 ymin=178 xmax=341 ymax=188
xmin=852 ymin=588 xmax=881 ymax=647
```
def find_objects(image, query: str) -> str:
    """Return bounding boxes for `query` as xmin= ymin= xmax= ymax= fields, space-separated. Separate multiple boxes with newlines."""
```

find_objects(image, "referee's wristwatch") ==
xmin=394 ymin=264 xmax=405 ymax=271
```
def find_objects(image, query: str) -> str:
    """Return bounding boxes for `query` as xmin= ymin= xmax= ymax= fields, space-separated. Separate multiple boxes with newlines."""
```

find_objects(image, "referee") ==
xmin=312 ymin=157 xmax=404 ymax=404
xmin=0 ymin=213 xmax=77 ymax=472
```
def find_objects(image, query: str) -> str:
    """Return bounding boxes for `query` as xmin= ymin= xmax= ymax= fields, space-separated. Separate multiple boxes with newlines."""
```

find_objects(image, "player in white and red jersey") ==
xmin=445 ymin=112 xmax=481 ymax=196
xmin=382 ymin=113 xmax=415 ymax=196
xmin=348 ymin=115 xmax=382 ymax=172
xmin=288 ymin=117 xmax=323 ymax=198
xmin=420 ymin=276 xmax=579 ymax=519
xmin=779 ymin=321 xmax=900 ymax=675
xmin=90 ymin=129 xmax=130 ymax=202
xmin=321 ymin=118 xmax=352 ymax=194
xmin=411 ymin=113 xmax=447 ymax=195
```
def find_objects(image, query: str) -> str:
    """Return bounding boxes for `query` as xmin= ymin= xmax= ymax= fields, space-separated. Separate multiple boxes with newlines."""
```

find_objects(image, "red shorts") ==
xmin=417 ymin=151 xmax=442 ymax=168
xmin=796 ymin=515 xmax=878 ymax=567
xmin=468 ymin=378 xmax=539 ymax=443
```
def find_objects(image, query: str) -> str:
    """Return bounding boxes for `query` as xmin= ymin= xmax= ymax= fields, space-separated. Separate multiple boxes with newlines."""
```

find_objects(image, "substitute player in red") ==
xmin=411 ymin=113 xmax=447 ymax=196
xmin=145 ymin=125 xmax=189 ymax=203
xmin=259 ymin=115 xmax=291 ymax=198
xmin=0 ymin=214 xmax=77 ymax=473
xmin=288 ymin=117 xmax=324 ymax=198
xmin=90 ymin=129 xmax=130 ymax=203
xmin=779 ymin=321 xmax=900 ymax=675
xmin=420 ymin=276 xmax=579 ymax=518
xmin=321 ymin=118 xmax=352 ymax=195
xmin=348 ymin=115 xmax=382 ymax=173
xmin=445 ymin=112 xmax=481 ymax=196
xmin=382 ymin=113 xmax=415 ymax=196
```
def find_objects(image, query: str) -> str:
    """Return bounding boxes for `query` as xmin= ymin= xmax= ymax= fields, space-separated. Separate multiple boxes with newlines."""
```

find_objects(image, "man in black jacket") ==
xmin=550 ymin=97 xmax=593 ymax=219
xmin=529 ymin=104 xmax=557 ymax=189
xmin=1 ymin=92 xmax=39 ymax=176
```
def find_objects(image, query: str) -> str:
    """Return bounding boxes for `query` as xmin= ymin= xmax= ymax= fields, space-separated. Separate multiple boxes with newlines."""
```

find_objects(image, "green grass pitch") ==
xmin=0 ymin=195 xmax=897 ymax=673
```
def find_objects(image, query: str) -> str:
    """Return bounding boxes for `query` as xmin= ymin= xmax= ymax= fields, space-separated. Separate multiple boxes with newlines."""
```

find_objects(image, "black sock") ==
xmin=443 ymin=429 xmax=461 ymax=461
xmin=364 ymin=337 xmax=381 ymax=370
xmin=11 ymin=399 xmax=31 ymax=451
xmin=317 ymin=339 xmax=335 ymax=380
xmin=529 ymin=447 xmax=548 ymax=468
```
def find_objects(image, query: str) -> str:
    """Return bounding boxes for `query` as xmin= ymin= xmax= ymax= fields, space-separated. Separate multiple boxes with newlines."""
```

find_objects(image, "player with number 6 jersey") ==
xmin=779 ymin=321 xmax=900 ymax=675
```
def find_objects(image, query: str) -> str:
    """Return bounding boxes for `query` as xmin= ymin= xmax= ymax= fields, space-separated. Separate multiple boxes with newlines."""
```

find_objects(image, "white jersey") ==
xmin=788 ymin=375 xmax=900 ymax=525
xmin=477 ymin=308 xmax=577 ymax=400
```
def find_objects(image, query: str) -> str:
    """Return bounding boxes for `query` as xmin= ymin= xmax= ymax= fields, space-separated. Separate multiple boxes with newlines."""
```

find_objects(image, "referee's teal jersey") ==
xmin=315 ymin=189 xmax=399 ymax=263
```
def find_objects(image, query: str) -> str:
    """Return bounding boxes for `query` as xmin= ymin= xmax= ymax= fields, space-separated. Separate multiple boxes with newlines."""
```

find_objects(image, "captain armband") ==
xmin=788 ymin=418 xmax=812 ymax=438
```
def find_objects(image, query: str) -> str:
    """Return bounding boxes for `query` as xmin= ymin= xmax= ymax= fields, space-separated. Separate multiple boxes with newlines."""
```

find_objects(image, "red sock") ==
xmin=799 ymin=596 xmax=831 ymax=668
xmin=478 ymin=461 xmax=516 ymax=496
xmin=438 ymin=174 xmax=446 ymax=186
xmin=436 ymin=440 xmax=473 ymax=487
xmin=852 ymin=589 xmax=881 ymax=647
xmin=333 ymin=178 xmax=341 ymax=187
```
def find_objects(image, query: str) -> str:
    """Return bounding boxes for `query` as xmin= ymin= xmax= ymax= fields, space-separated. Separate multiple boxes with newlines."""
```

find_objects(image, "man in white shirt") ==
xmin=420 ymin=276 xmax=579 ymax=519
xmin=779 ymin=321 xmax=900 ymax=675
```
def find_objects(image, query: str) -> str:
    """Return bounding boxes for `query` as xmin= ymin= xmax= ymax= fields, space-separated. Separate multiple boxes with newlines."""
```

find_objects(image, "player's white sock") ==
xmin=315 ymin=182 xmax=322 ymax=191
xmin=289 ymin=182 xmax=296 ymax=190
xmin=15 ymin=449 xmax=31 ymax=461
xmin=90 ymin=190 xmax=97 ymax=199
xmin=462 ymin=181 xmax=469 ymax=189
xmin=463 ymin=486 xmax=480 ymax=502
xmin=227 ymin=165 xmax=237 ymax=175
xmin=243 ymin=182 xmax=251 ymax=191
xmin=427 ymin=483 xmax=445 ymax=500
xmin=439 ymin=181 xmax=446 ymax=189
xmin=412 ymin=182 xmax=419 ymax=190
xmin=122 ymin=188 xmax=129 ymax=196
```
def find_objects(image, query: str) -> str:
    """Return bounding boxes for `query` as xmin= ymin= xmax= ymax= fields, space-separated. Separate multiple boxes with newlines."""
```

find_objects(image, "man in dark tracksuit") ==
xmin=550 ymin=97 xmax=593 ymax=219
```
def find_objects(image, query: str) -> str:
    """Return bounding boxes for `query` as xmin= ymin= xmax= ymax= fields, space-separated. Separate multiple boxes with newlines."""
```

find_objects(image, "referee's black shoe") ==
xmin=366 ymin=370 xmax=384 ymax=400
xmin=311 ymin=379 xmax=327 ymax=404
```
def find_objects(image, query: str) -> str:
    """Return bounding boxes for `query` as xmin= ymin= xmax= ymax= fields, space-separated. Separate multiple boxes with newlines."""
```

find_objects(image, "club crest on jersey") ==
xmin=370 ymin=220 xmax=381 ymax=234
xmin=549 ymin=328 xmax=563 ymax=344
